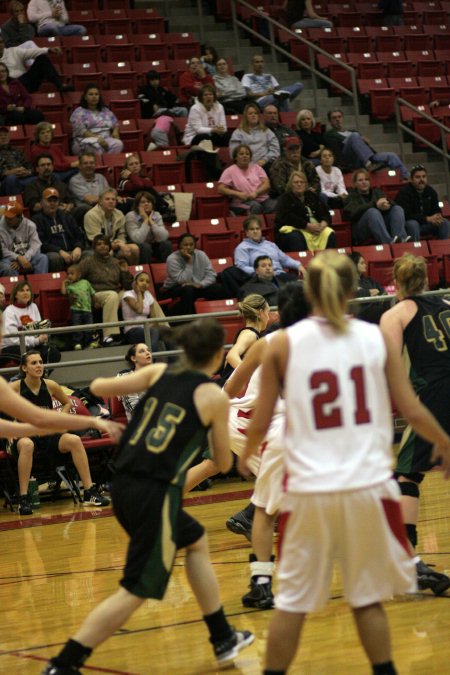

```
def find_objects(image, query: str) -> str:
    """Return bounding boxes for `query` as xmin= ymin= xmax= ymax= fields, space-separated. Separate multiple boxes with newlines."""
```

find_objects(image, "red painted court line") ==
xmin=0 ymin=651 xmax=140 ymax=674
xmin=0 ymin=488 xmax=253 ymax=532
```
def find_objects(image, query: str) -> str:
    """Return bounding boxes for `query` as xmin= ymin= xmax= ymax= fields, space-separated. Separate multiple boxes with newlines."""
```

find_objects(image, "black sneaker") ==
xmin=18 ymin=495 xmax=33 ymax=516
xmin=416 ymin=560 xmax=450 ymax=596
xmin=83 ymin=486 xmax=110 ymax=507
xmin=213 ymin=628 xmax=255 ymax=665
xmin=242 ymin=578 xmax=275 ymax=609
xmin=41 ymin=660 xmax=81 ymax=674
xmin=226 ymin=508 xmax=253 ymax=541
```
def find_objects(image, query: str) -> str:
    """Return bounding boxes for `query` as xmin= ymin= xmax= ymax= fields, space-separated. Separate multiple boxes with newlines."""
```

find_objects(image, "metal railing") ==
xmin=395 ymin=98 xmax=450 ymax=199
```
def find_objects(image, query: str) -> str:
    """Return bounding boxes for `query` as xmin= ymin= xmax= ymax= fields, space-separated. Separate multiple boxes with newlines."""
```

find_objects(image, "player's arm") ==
xmin=90 ymin=364 xmax=167 ymax=398
xmin=195 ymin=383 xmax=232 ymax=473
xmin=384 ymin=332 xmax=450 ymax=477
xmin=224 ymin=337 xmax=267 ymax=398
xmin=46 ymin=379 xmax=72 ymax=413
xmin=379 ymin=300 xmax=415 ymax=351
xmin=240 ymin=332 xmax=288 ymax=474
xmin=225 ymin=329 xmax=258 ymax=370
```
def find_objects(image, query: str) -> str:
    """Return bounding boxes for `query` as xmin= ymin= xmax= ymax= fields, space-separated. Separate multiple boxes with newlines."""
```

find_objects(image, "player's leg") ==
xmin=58 ymin=433 xmax=109 ymax=507
xmin=17 ymin=437 xmax=35 ymax=515
xmin=264 ymin=609 xmax=306 ymax=673
xmin=242 ymin=507 xmax=276 ymax=609
xmin=184 ymin=458 xmax=218 ymax=493
xmin=352 ymin=603 xmax=397 ymax=675
xmin=182 ymin=519 xmax=254 ymax=664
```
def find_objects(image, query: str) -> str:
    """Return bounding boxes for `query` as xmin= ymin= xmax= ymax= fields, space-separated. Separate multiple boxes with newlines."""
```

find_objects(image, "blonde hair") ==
xmin=34 ymin=121 xmax=53 ymax=143
xmin=238 ymin=294 xmax=268 ymax=322
xmin=296 ymin=108 xmax=315 ymax=127
xmin=393 ymin=253 xmax=427 ymax=299
xmin=286 ymin=170 xmax=307 ymax=192
xmin=305 ymin=251 xmax=357 ymax=333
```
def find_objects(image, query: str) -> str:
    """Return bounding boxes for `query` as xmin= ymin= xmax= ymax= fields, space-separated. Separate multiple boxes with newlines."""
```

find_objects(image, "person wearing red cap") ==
xmin=269 ymin=135 xmax=320 ymax=197
xmin=0 ymin=201 xmax=48 ymax=275
xmin=31 ymin=187 xmax=85 ymax=272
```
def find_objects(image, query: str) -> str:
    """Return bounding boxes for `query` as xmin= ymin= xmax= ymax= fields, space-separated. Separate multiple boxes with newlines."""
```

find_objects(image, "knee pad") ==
xmin=398 ymin=481 xmax=420 ymax=499
xmin=395 ymin=471 xmax=425 ymax=485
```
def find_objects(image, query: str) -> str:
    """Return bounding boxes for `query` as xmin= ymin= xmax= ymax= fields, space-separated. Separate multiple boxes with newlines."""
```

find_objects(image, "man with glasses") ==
xmin=179 ymin=56 xmax=214 ymax=107
xmin=394 ymin=165 xmax=450 ymax=241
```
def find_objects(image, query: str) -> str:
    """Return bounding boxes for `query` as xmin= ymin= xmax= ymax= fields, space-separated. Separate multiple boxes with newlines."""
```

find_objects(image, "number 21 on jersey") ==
xmin=310 ymin=365 xmax=371 ymax=430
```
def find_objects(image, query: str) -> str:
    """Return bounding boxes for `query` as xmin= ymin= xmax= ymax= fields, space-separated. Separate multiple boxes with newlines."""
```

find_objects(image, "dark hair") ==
xmin=177 ymin=233 xmax=196 ymax=246
xmin=348 ymin=251 xmax=363 ymax=267
xmin=124 ymin=343 xmax=151 ymax=368
xmin=20 ymin=349 xmax=42 ymax=377
xmin=93 ymin=233 xmax=111 ymax=249
xmin=243 ymin=215 xmax=262 ymax=232
xmin=79 ymin=150 xmax=97 ymax=163
xmin=253 ymin=255 xmax=271 ymax=271
xmin=79 ymin=84 xmax=104 ymax=111
xmin=327 ymin=109 xmax=343 ymax=121
xmin=201 ymin=44 xmax=219 ymax=62
xmin=232 ymin=143 xmax=253 ymax=162
xmin=198 ymin=84 xmax=217 ymax=103
xmin=410 ymin=164 xmax=427 ymax=178
xmin=34 ymin=152 xmax=53 ymax=168
xmin=10 ymin=279 xmax=33 ymax=305
xmin=133 ymin=191 xmax=155 ymax=212
xmin=173 ymin=318 xmax=224 ymax=367
xmin=278 ymin=281 xmax=310 ymax=328
xmin=0 ymin=63 xmax=11 ymax=81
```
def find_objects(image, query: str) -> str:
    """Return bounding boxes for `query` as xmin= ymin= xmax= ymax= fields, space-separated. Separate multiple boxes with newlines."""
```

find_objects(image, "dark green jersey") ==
xmin=113 ymin=369 xmax=211 ymax=487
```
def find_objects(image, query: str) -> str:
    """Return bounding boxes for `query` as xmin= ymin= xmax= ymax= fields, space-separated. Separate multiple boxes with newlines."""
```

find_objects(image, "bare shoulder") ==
xmin=8 ymin=378 xmax=20 ymax=392
xmin=194 ymin=382 xmax=227 ymax=424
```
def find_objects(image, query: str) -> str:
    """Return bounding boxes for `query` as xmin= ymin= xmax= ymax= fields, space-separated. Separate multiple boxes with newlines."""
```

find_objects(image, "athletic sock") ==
xmin=405 ymin=523 xmax=417 ymax=549
xmin=203 ymin=607 xmax=233 ymax=643
xmin=53 ymin=639 xmax=92 ymax=668
xmin=373 ymin=660 xmax=397 ymax=674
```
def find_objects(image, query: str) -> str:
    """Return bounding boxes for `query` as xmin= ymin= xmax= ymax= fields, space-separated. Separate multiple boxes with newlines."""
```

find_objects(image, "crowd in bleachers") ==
xmin=0 ymin=0 xmax=448 ymax=357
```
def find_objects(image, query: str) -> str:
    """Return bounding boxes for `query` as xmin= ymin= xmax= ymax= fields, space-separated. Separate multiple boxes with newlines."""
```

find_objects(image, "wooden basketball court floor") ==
xmin=0 ymin=472 xmax=449 ymax=675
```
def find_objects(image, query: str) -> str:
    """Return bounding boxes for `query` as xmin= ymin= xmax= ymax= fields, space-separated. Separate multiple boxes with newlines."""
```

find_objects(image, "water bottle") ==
xmin=28 ymin=477 xmax=40 ymax=510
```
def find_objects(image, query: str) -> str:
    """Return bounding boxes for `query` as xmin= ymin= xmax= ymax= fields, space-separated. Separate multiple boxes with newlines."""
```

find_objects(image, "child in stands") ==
xmin=61 ymin=264 xmax=98 ymax=350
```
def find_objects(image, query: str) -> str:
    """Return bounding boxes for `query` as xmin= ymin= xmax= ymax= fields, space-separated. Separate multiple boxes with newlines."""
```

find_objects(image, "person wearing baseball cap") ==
xmin=269 ymin=134 xmax=321 ymax=197
xmin=0 ymin=200 xmax=48 ymax=275
xmin=32 ymin=187 xmax=85 ymax=272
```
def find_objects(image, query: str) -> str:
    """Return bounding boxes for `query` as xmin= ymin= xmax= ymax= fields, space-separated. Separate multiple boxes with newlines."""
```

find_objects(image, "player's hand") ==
xmin=95 ymin=419 xmax=125 ymax=443
xmin=237 ymin=454 xmax=252 ymax=478
xmin=431 ymin=442 xmax=450 ymax=479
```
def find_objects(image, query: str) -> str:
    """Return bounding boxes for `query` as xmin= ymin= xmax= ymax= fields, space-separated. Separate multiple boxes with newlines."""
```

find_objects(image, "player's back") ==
xmin=284 ymin=316 xmax=393 ymax=493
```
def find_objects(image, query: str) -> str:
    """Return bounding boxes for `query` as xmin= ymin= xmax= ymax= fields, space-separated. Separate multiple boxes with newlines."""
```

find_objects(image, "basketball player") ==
xmin=380 ymin=253 xmax=450 ymax=595
xmin=240 ymin=251 xmax=450 ymax=675
xmin=41 ymin=319 xmax=254 ymax=675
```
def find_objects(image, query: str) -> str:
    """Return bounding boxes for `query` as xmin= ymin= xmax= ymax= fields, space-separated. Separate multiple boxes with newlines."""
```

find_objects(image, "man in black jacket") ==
xmin=394 ymin=165 xmax=450 ymax=241
xmin=239 ymin=255 xmax=280 ymax=306
xmin=32 ymin=187 xmax=85 ymax=271
xmin=24 ymin=154 xmax=76 ymax=215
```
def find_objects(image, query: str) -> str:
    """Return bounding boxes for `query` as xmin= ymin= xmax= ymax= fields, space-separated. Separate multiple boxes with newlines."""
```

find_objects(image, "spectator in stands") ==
xmin=0 ymin=201 xmax=48 ymax=275
xmin=118 ymin=153 xmax=167 ymax=214
xmin=1 ymin=1 xmax=36 ymax=48
xmin=344 ymin=169 xmax=409 ymax=245
xmin=349 ymin=251 xmax=386 ymax=298
xmin=0 ymin=125 xmax=33 ymax=195
xmin=324 ymin=109 xmax=409 ymax=179
xmin=61 ymin=263 xmax=98 ymax=350
xmin=31 ymin=122 xmax=78 ymax=183
xmin=0 ymin=63 xmax=43 ymax=125
xmin=0 ymin=34 xmax=67 ymax=93
xmin=116 ymin=343 xmax=153 ymax=422
xmin=137 ymin=69 xmax=187 ymax=120
xmin=121 ymin=270 xmax=165 ymax=351
xmin=125 ymin=191 xmax=172 ymax=264
xmin=77 ymin=234 xmax=126 ymax=346
xmin=218 ymin=143 xmax=277 ymax=215
xmin=84 ymin=189 xmax=140 ymax=265
xmin=200 ymin=44 xmax=219 ymax=75
xmin=378 ymin=0 xmax=403 ymax=27
xmin=70 ymin=84 xmax=124 ymax=156
xmin=10 ymin=350 xmax=108 ymax=516
xmin=229 ymin=103 xmax=280 ymax=170
xmin=275 ymin=170 xmax=335 ymax=251
xmin=394 ymin=165 xmax=450 ymax=241
xmin=239 ymin=257 xmax=280 ymax=306
xmin=295 ymin=109 xmax=325 ymax=164
xmin=68 ymin=151 xmax=110 ymax=224
xmin=269 ymin=134 xmax=320 ymax=197
xmin=262 ymin=104 xmax=294 ymax=151
xmin=32 ymin=187 xmax=84 ymax=272
xmin=24 ymin=153 xmax=75 ymax=214
xmin=27 ymin=0 xmax=86 ymax=36
xmin=0 ymin=283 xmax=6 ymax=310
xmin=241 ymin=54 xmax=303 ymax=112
xmin=286 ymin=0 xmax=333 ymax=28
xmin=179 ymin=56 xmax=214 ymax=107
xmin=160 ymin=232 xmax=228 ymax=315
xmin=182 ymin=84 xmax=230 ymax=147
xmin=220 ymin=215 xmax=302 ymax=296
xmin=316 ymin=147 xmax=348 ymax=207
xmin=213 ymin=57 xmax=249 ymax=114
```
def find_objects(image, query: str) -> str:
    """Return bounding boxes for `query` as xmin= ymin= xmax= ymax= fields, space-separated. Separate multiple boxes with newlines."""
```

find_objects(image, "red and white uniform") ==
xmin=277 ymin=316 xmax=416 ymax=613
xmin=228 ymin=332 xmax=285 ymax=514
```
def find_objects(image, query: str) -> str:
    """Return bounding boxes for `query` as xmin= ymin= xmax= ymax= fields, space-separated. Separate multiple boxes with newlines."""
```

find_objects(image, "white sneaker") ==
xmin=146 ymin=141 xmax=158 ymax=152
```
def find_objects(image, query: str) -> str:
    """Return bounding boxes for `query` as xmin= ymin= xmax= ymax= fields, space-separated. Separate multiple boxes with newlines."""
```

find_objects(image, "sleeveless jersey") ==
xmin=113 ymin=369 xmax=211 ymax=487
xmin=402 ymin=295 xmax=450 ymax=396
xmin=20 ymin=378 xmax=52 ymax=409
xmin=284 ymin=316 xmax=393 ymax=493
xmin=220 ymin=326 xmax=261 ymax=384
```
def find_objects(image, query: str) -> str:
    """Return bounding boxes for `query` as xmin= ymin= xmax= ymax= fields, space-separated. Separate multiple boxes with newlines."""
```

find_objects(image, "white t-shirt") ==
xmin=121 ymin=290 xmax=154 ymax=334
xmin=283 ymin=316 xmax=393 ymax=493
